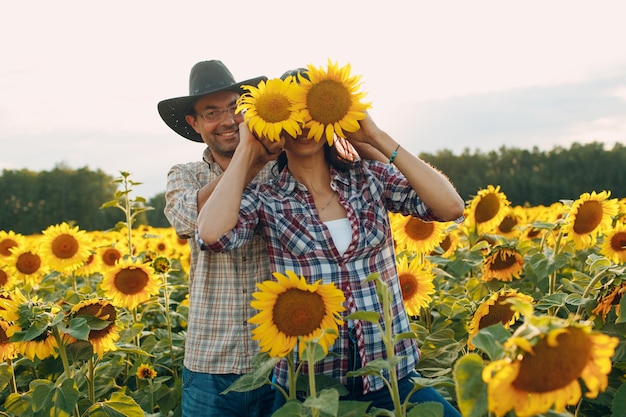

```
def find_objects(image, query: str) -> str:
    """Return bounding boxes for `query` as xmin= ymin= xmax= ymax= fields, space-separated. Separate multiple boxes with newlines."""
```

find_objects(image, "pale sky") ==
xmin=2 ymin=0 xmax=625 ymax=198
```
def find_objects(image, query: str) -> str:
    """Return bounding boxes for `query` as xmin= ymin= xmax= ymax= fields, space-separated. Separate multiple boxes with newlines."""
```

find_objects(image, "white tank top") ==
xmin=324 ymin=218 xmax=352 ymax=256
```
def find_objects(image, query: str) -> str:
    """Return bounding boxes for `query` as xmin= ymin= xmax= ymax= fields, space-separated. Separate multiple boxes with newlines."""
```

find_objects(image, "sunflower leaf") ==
xmin=302 ymin=388 xmax=339 ymax=416
xmin=453 ymin=353 xmax=488 ymax=417
xmin=471 ymin=323 xmax=510 ymax=360
xmin=406 ymin=401 xmax=444 ymax=417
xmin=346 ymin=311 xmax=380 ymax=323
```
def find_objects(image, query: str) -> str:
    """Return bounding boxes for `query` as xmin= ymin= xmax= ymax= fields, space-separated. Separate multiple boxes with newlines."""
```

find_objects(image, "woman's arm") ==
xmin=197 ymin=124 xmax=283 ymax=243
xmin=346 ymin=114 xmax=465 ymax=221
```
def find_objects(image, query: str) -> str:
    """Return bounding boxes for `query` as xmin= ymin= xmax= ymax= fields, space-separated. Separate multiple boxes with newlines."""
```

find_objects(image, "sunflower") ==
xmin=69 ymin=298 xmax=120 ymax=358
xmin=99 ymin=245 xmax=124 ymax=270
xmin=562 ymin=190 xmax=620 ymax=250
xmin=495 ymin=205 xmax=527 ymax=239
xmin=0 ymin=230 xmax=26 ymax=259
xmin=592 ymin=282 xmax=625 ymax=321
xmin=600 ymin=223 xmax=626 ymax=264
xmin=467 ymin=289 xmax=534 ymax=349
xmin=100 ymin=257 xmax=160 ymax=310
xmin=391 ymin=214 xmax=447 ymax=254
xmin=237 ymin=76 xmax=306 ymax=142
xmin=291 ymin=60 xmax=371 ymax=146
xmin=249 ymin=270 xmax=345 ymax=358
xmin=0 ymin=289 xmax=61 ymax=361
xmin=0 ymin=320 xmax=18 ymax=360
xmin=136 ymin=363 xmax=157 ymax=379
xmin=396 ymin=257 xmax=435 ymax=316
xmin=482 ymin=320 xmax=618 ymax=417
xmin=481 ymin=246 xmax=524 ymax=282
xmin=3 ymin=242 xmax=47 ymax=288
xmin=40 ymin=222 xmax=92 ymax=272
xmin=465 ymin=185 xmax=511 ymax=234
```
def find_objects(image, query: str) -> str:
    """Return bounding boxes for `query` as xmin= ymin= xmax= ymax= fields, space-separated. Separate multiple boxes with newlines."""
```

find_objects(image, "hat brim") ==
xmin=158 ymin=76 xmax=266 ymax=142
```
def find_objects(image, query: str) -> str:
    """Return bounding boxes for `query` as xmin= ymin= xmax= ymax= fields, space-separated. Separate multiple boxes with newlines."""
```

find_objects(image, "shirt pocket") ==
xmin=356 ymin=202 xmax=388 ymax=250
xmin=274 ymin=213 xmax=318 ymax=256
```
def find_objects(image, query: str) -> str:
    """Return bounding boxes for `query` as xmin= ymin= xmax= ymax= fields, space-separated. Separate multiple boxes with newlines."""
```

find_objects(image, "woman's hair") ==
xmin=274 ymin=141 xmax=355 ymax=175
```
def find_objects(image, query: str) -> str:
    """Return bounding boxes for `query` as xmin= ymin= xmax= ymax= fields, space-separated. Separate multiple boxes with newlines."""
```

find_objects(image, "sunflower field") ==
xmin=0 ymin=171 xmax=624 ymax=416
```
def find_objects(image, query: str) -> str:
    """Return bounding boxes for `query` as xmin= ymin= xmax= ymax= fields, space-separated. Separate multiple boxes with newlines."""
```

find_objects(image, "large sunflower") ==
xmin=3 ymin=242 xmax=47 ymax=288
xmin=396 ymin=257 xmax=435 ymax=316
xmin=481 ymin=246 xmax=524 ymax=282
xmin=292 ymin=60 xmax=371 ymax=145
xmin=237 ymin=76 xmax=306 ymax=142
xmin=562 ymin=190 xmax=619 ymax=250
xmin=100 ymin=258 xmax=160 ymax=310
xmin=482 ymin=320 xmax=618 ymax=417
xmin=69 ymin=298 xmax=120 ymax=358
xmin=467 ymin=289 xmax=534 ymax=349
xmin=600 ymin=223 xmax=626 ymax=264
xmin=465 ymin=185 xmax=511 ymax=234
xmin=391 ymin=214 xmax=447 ymax=255
xmin=249 ymin=270 xmax=345 ymax=358
xmin=40 ymin=222 xmax=92 ymax=272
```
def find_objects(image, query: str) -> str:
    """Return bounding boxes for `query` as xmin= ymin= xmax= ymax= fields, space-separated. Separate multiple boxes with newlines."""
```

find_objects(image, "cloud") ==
xmin=385 ymin=69 xmax=626 ymax=155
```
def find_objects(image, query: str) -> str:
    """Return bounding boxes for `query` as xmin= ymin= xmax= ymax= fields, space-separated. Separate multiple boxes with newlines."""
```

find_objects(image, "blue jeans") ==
xmin=273 ymin=328 xmax=461 ymax=417
xmin=182 ymin=367 xmax=274 ymax=417
xmin=272 ymin=372 xmax=461 ymax=417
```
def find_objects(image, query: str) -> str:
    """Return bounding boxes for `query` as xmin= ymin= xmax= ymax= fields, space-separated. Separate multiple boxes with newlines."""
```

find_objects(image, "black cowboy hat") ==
xmin=158 ymin=60 xmax=267 ymax=142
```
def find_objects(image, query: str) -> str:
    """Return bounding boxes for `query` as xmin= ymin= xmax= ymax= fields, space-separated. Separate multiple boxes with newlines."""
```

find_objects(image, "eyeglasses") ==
xmin=197 ymin=105 xmax=241 ymax=122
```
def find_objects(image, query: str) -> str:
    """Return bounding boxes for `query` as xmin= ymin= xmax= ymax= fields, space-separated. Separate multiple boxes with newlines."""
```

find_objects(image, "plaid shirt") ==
xmin=165 ymin=147 xmax=275 ymax=374
xmin=202 ymin=159 xmax=443 ymax=393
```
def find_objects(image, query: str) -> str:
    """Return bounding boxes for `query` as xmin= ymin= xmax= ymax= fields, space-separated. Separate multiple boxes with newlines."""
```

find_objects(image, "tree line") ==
xmin=1 ymin=141 xmax=624 ymax=234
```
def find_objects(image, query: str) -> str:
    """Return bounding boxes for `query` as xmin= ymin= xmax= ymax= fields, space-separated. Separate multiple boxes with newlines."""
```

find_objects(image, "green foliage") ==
xmin=421 ymin=141 xmax=626 ymax=205
xmin=0 ymin=166 xmax=123 ymax=234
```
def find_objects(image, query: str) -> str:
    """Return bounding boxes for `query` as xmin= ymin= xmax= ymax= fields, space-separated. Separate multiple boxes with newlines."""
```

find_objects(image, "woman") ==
xmin=197 ymin=112 xmax=465 ymax=416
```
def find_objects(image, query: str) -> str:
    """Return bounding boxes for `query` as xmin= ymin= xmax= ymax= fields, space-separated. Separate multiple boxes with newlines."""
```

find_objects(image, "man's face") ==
xmin=185 ymin=90 xmax=243 ymax=159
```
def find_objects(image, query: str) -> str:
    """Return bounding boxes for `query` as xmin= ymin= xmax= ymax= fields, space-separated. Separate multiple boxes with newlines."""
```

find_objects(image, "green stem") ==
xmin=287 ymin=351 xmax=297 ymax=401
xmin=161 ymin=272 xmax=177 ymax=380
xmin=305 ymin=347 xmax=319 ymax=417
xmin=381 ymin=289 xmax=403 ymax=416
xmin=88 ymin=357 xmax=95 ymax=404
xmin=6 ymin=358 xmax=17 ymax=394
xmin=575 ymin=270 xmax=610 ymax=318
xmin=52 ymin=327 xmax=80 ymax=417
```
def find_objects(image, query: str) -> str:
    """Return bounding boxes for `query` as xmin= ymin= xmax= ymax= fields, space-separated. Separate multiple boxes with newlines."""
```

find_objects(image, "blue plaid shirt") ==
xmin=201 ymin=159 xmax=441 ymax=393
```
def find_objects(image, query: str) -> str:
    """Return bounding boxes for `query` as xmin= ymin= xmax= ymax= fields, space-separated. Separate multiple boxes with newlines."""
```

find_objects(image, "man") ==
xmin=158 ymin=60 xmax=281 ymax=417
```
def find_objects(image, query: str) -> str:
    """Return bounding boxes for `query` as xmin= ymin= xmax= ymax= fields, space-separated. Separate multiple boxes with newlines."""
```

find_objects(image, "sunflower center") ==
xmin=513 ymin=328 xmax=591 ymax=393
xmin=256 ymin=93 xmax=293 ymax=123
xmin=272 ymin=288 xmax=325 ymax=337
xmin=0 ymin=270 xmax=8 ymax=287
xmin=0 ymin=327 xmax=9 ymax=344
xmin=475 ymin=194 xmax=501 ymax=223
xmin=405 ymin=218 xmax=435 ymax=241
xmin=498 ymin=215 xmax=517 ymax=233
xmin=0 ymin=239 xmax=17 ymax=257
xmin=399 ymin=274 xmax=419 ymax=300
xmin=16 ymin=252 xmax=42 ymax=274
xmin=490 ymin=250 xmax=518 ymax=271
xmin=113 ymin=267 xmax=150 ymax=295
xmin=572 ymin=200 xmax=603 ymax=234
xmin=76 ymin=302 xmax=116 ymax=339
xmin=102 ymin=248 xmax=122 ymax=266
xmin=478 ymin=296 xmax=515 ymax=329
xmin=52 ymin=234 xmax=79 ymax=259
xmin=610 ymin=231 xmax=626 ymax=252
xmin=307 ymin=80 xmax=351 ymax=124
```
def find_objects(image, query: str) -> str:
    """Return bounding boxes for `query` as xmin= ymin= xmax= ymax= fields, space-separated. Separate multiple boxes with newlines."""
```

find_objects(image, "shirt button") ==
xmin=243 ymin=320 xmax=248 ymax=326
xmin=242 ymin=256 xmax=247 ymax=261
